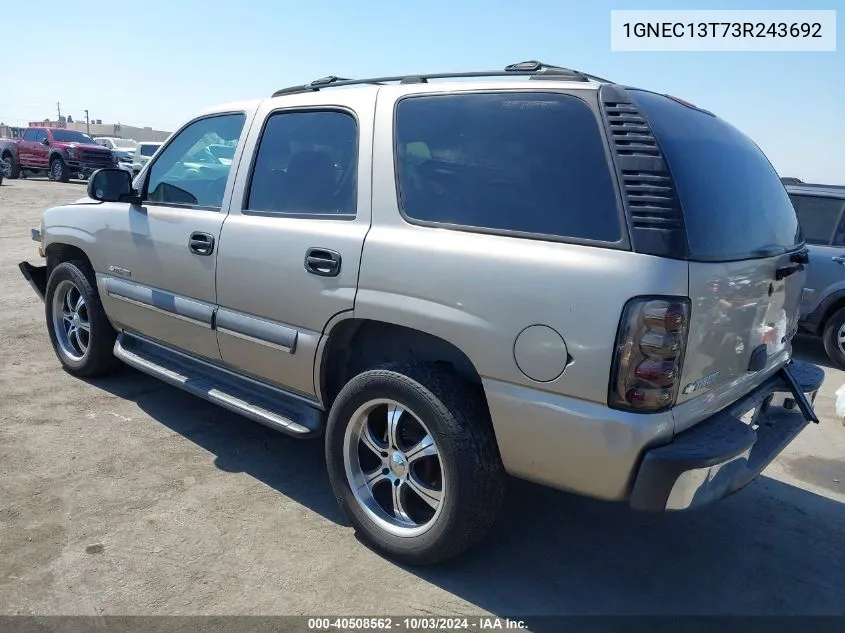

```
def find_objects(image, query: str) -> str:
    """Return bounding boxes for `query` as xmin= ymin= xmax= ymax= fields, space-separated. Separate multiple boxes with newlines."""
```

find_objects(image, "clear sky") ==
xmin=1 ymin=0 xmax=841 ymax=183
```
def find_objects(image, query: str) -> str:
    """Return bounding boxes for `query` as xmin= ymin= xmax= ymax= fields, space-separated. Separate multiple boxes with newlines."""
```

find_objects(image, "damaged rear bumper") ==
xmin=19 ymin=261 xmax=47 ymax=301
xmin=630 ymin=360 xmax=824 ymax=511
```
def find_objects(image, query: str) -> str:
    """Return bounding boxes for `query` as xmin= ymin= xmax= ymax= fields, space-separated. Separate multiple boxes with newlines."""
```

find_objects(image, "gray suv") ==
xmin=18 ymin=61 xmax=824 ymax=565
xmin=787 ymin=183 xmax=845 ymax=366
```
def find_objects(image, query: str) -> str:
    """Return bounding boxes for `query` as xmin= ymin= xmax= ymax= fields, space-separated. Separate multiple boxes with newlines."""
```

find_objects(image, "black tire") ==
xmin=50 ymin=156 xmax=70 ymax=182
xmin=2 ymin=153 xmax=20 ymax=179
xmin=822 ymin=307 xmax=845 ymax=369
xmin=44 ymin=260 xmax=120 ymax=377
xmin=325 ymin=362 xmax=506 ymax=565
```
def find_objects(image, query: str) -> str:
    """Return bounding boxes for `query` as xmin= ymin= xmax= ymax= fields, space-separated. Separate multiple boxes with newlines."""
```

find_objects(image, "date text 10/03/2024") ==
xmin=307 ymin=617 xmax=528 ymax=630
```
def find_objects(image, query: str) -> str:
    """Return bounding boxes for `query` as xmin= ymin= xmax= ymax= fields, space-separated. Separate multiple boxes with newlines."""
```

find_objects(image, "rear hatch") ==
xmin=628 ymin=90 xmax=805 ymax=427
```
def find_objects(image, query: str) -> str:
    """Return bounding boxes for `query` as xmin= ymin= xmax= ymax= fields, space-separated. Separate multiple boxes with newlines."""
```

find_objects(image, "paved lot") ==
xmin=1 ymin=178 xmax=844 ymax=619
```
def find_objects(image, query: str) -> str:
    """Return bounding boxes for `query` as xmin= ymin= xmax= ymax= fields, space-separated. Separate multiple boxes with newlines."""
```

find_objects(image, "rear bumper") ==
xmin=19 ymin=261 xmax=47 ymax=301
xmin=629 ymin=360 xmax=824 ymax=511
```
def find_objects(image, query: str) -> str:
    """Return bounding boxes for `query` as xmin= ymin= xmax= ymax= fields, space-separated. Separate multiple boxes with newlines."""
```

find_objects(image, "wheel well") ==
xmin=45 ymin=243 xmax=91 ymax=275
xmin=320 ymin=319 xmax=485 ymax=407
xmin=1 ymin=150 xmax=12 ymax=159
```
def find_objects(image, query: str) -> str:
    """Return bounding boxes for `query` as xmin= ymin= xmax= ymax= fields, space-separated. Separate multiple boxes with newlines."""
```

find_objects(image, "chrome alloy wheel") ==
xmin=837 ymin=323 xmax=845 ymax=356
xmin=51 ymin=280 xmax=90 ymax=361
xmin=343 ymin=399 xmax=445 ymax=537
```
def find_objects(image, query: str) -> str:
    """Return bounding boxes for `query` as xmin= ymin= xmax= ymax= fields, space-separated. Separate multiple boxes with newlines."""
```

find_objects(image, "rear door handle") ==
xmin=189 ymin=231 xmax=215 ymax=256
xmin=304 ymin=248 xmax=341 ymax=277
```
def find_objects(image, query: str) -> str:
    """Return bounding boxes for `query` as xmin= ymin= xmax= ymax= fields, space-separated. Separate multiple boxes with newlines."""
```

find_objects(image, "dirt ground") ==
xmin=1 ymin=178 xmax=844 ymax=618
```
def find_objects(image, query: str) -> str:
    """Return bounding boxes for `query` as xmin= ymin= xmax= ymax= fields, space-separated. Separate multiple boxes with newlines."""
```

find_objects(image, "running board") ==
xmin=114 ymin=333 xmax=324 ymax=437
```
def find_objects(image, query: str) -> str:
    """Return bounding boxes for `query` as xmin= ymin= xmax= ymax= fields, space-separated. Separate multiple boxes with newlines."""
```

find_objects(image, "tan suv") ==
xmin=19 ymin=61 xmax=823 ymax=565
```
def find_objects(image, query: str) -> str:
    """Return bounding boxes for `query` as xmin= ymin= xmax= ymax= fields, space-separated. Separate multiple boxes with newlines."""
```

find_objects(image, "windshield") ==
xmin=140 ymin=144 xmax=160 ymax=157
xmin=631 ymin=90 xmax=802 ymax=261
xmin=51 ymin=130 xmax=99 ymax=144
xmin=113 ymin=138 xmax=137 ymax=148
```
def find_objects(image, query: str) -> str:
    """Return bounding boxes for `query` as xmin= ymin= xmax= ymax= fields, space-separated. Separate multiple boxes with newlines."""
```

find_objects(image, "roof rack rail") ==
xmin=271 ymin=60 xmax=612 ymax=97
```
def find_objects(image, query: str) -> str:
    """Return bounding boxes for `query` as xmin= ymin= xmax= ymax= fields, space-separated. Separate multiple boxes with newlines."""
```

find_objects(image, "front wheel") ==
xmin=44 ymin=260 xmax=120 ymax=377
xmin=325 ymin=362 xmax=506 ymax=565
xmin=50 ymin=156 xmax=70 ymax=182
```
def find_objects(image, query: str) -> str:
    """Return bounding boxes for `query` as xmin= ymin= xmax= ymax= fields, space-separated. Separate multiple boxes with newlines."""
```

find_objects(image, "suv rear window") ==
xmin=394 ymin=92 xmax=622 ymax=243
xmin=630 ymin=90 xmax=802 ymax=261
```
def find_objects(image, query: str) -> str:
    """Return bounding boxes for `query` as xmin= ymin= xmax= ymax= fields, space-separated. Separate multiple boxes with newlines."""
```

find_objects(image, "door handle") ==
xmin=832 ymin=256 xmax=845 ymax=265
xmin=189 ymin=232 xmax=215 ymax=256
xmin=304 ymin=248 xmax=341 ymax=277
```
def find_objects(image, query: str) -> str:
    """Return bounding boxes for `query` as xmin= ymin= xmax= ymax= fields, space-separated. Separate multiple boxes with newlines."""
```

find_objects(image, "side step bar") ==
xmin=114 ymin=333 xmax=324 ymax=438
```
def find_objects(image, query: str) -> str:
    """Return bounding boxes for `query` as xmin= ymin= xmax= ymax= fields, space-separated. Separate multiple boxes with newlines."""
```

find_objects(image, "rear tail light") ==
xmin=609 ymin=296 xmax=691 ymax=412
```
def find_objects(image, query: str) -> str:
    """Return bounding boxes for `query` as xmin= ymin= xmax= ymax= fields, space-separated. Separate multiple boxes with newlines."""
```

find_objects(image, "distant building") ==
xmin=0 ymin=119 xmax=171 ymax=143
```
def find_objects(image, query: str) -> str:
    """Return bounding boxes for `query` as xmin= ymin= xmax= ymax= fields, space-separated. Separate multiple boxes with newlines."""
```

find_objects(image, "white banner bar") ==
xmin=611 ymin=10 xmax=836 ymax=52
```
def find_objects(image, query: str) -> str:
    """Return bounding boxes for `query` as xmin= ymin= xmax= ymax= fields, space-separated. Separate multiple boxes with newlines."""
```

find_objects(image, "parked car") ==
xmin=787 ymin=183 xmax=845 ymax=366
xmin=131 ymin=141 xmax=163 ymax=175
xmin=94 ymin=137 xmax=138 ymax=171
xmin=1 ymin=128 xmax=116 ymax=182
xmin=18 ymin=61 xmax=823 ymax=565
xmin=94 ymin=137 xmax=138 ymax=151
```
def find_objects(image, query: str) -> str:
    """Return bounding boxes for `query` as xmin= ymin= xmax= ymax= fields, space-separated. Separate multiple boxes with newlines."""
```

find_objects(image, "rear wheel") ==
xmin=325 ymin=362 xmax=506 ymax=565
xmin=822 ymin=307 xmax=845 ymax=369
xmin=45 ymin=260 xmax=120 ymax=377
xmin=50 ymin=156 xmax=70 ymax=182
xmin=2 ymin=153 xmax=20 ymax=179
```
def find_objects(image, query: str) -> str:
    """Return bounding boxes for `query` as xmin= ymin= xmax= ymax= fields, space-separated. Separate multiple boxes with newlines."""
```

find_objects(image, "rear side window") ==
xmin=246 ymin=110 xmax=358 ymax=216
xmin=140 ymin=144 xmax=158 ymax=156
xmin=631 ymin=90 xmax=802 ymax=261
xmin=789 ymin=194 xmax=845 ymax=245
xmin=394 ymin=92 xmax=622 ymax=243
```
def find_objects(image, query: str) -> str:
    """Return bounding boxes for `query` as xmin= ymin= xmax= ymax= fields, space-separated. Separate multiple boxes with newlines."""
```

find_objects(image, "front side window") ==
xmin=246 ymin=110 xmax=358 ymax=216
xmin=139 ymin=144 xmax=159 ymax=157
xmin=145 ymin=113 xmax=246 ymax=209
xmin=394 ymin=92 xmax=622 ymax=242
xmin=34 ymin=130 xmax=47 ymax=143
xmin=789 ymin=194 xmax=845 ymax=245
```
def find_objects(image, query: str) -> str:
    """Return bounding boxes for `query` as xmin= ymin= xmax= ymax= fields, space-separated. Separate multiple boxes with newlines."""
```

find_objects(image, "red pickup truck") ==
xmin=0 ymin=127 xmax=116 ymax=182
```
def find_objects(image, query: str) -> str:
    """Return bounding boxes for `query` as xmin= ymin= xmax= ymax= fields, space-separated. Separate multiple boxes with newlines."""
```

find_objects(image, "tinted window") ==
xmin=246 ymin=111 xmax=357 ymax=216
xmin=140 ymin=144 xmax=159 ymax=157
xmin=631 ymin=90 xmax=802 ymax=261
xmin=790 ymin=194 xmax=845 ymax=245
xmin=22 ymin=129 xmax=38 ymax=141
xmin=146 ymin=114 xmax=245 ymax=209
xmin=34 ymin=130 xmax=47 ymax=142
xmin=51 ymin=130 xmax=97 ymax=144
xmin=394 ymin=92 xmax=621 ymax=242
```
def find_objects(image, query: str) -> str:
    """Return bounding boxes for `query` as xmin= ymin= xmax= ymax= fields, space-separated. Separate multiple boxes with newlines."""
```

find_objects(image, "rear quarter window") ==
xmin=789 ymin=194 xmax=845 ymax=245
xmin=394 ymin=92 xmax=623 ymax=243
xmin=630 ymin=90 xmax=802 ymax=261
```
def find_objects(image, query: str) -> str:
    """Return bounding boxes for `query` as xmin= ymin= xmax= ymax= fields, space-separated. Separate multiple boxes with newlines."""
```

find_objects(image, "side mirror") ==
xmin=87 ymin=168 xmax=141 ymax=204
xmin=41 ymin=137 xmax=50 ymax=146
